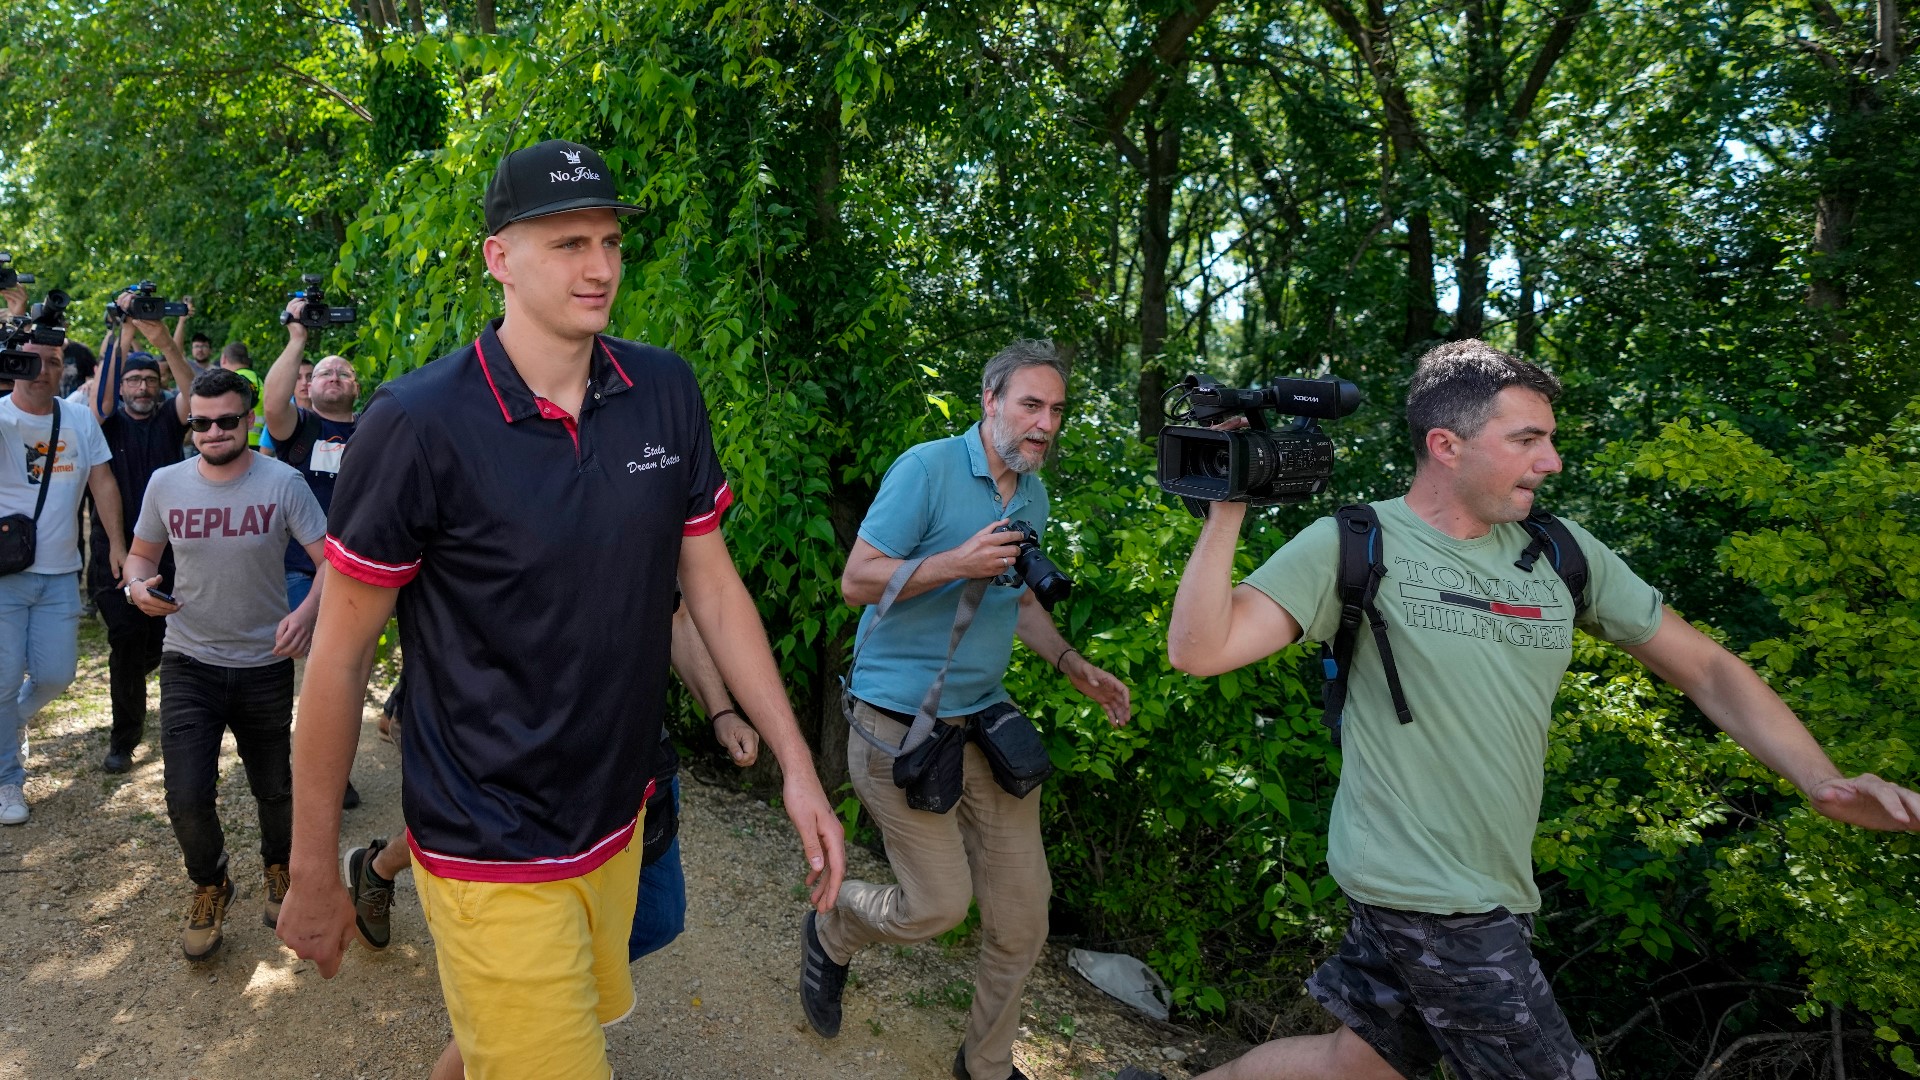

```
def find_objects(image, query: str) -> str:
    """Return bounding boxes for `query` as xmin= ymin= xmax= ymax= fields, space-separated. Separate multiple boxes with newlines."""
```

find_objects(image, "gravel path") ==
xmin=0 ymin=623 xmax=1224 ymax=1078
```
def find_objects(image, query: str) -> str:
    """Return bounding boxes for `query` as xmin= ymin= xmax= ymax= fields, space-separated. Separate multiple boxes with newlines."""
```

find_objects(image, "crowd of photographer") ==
xmin=6 ymin=130 xmax=1920 ymax=1080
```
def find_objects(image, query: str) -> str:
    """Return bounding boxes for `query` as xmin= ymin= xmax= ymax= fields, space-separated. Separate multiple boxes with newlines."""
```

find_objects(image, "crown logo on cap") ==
xmin=561 ymin=149 xmax=583 ymax=165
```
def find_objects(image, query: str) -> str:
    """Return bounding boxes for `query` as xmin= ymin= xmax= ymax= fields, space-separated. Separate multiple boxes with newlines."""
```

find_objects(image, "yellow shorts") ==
xmin=415 ymin=827 xmax=643 ymax=1080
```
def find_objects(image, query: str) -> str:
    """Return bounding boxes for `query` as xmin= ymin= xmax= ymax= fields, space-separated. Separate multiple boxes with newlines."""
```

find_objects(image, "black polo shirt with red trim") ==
xmin=325 ymin=320 xmax=731 ymax=883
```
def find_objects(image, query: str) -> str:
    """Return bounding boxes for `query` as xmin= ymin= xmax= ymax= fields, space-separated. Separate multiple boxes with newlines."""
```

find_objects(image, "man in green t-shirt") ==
xmin=1163 ymin=340 xmax=1920 ymax=1080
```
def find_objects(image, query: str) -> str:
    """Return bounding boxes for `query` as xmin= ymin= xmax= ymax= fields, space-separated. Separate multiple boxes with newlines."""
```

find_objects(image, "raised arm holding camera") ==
xmin=804 ymin=341 xmax=1130 ymax=1080
xmin=83 ymin=292 xmax=202 ymax=773
xmin=262 ymin=293 xmax=359 ymax=613
xmin=1163 ymin=340 xmax=1920 ymax=1080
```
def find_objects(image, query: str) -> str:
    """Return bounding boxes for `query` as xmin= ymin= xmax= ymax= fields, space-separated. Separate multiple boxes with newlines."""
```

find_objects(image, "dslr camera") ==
xmin=280 ymin=274 xmax=357 ymax=331
xmin=108 ymin=281 xmax=190 ymax=324
xmin=0 ymin=253 xmax=35 ymax=292
xmin=1156 ymin=373 xmax=1361 ymax=515
xmin=993 ymin=520 xmax=1072 ymax=610
xmin=0 ymin=289 xmax=70 ymax=381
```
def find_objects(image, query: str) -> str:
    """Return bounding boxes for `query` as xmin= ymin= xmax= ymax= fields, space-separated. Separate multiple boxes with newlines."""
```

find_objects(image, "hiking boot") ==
xmin=262 ymin=864 xmax=290 ymax=928
xmin=953 ymin=1045 xmax=1031 ymax=1080
xmin=102 ymin=748 xmax=132 ymax=774
xmin=342 ymin=780 xmax=361 ymax=810
xmin=345 ymin=838 xmax=395 ymax=950
xmin=0 ymin=783 xmax=26 ymax=826
xmin=182 ymin=877 xmax=234 ymax=960
xmin=799 ymin=910 xmax=848 ymax=1038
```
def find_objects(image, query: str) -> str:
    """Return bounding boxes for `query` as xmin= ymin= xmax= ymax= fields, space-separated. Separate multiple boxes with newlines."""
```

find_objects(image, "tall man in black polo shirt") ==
xmin=87 ymin=303 xmax=199 ymax=773
xmin=277 ymin=139 xmax=847 ymax=1080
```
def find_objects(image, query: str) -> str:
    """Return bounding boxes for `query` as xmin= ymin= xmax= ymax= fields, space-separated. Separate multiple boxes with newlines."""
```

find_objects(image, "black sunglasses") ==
xmin=186 ymin=414 xmax=248 ymax=432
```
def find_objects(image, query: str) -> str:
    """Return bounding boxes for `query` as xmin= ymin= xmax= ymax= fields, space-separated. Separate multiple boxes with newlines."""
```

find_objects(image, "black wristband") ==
xmin=1054 ymin=647 xmax=1079 ymax=672
xmin=709 ymin=707 xmax=741 ymax=725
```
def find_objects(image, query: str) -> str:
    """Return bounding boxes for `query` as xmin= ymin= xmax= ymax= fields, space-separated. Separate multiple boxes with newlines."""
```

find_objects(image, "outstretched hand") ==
xmin=1810 ymin=774 xmax=1920 ymax=831
xmin=1066 ymin=654 xmax=1132 ymax=727
xmin=781 ymin=774 xmax=846 ymax=913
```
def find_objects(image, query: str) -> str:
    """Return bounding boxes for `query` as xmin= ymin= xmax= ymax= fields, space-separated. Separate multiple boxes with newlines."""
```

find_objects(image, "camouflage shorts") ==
xmin=1305 ymin=899 xmax=1599 ymax=1080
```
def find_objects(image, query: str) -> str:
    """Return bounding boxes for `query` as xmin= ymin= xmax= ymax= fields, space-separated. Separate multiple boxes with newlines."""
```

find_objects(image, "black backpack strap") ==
xmin=278 ymin=409 xmax=325 ymax=470
xmin=1321 ymin=505 xmax=1413 ymax=747
xmin=1514 ymin=510 xmax=1590 ymax=616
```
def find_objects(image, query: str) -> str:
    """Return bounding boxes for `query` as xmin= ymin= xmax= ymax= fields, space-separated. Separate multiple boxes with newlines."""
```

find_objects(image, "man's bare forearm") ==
xmin=843 ymin=547 xmax=966 ymax=606
xmin=1168 ymin=501 xmax=1247 ymax=670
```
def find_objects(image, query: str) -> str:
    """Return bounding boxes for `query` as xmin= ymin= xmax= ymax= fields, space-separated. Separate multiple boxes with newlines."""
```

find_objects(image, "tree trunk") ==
xmin=405 ymin=0 xmax=426 ymax=34
xmin=1807 ymin=191 xmax=1855 ymax=309
xmin=1137 ymin=114 xmax=1179 ymax=441
xmin=1516 ymin=255 xmax=1538 ymax=356
xmin=1402 ymin=208 xmax=1438 ymax=349
xmin=476 ymin=0 xmax=496 ymax=34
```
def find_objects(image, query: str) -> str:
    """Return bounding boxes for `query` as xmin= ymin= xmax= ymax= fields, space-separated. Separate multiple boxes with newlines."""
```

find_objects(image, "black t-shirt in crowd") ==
xmin=88 ymin=398 xmax=187 ymax=593
xmin=283 ymin=408 xmax=358 ymax=577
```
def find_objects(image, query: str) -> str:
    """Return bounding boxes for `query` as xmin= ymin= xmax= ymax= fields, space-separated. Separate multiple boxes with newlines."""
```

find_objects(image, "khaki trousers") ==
xmin=818 ymin=701 xmax=1051 ymax=1080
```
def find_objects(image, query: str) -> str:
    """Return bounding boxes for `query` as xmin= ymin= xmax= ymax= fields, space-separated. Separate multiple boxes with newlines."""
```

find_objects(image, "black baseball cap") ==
xmin=484 ymin=139 xmax=641 ymax=236
xmin=123 ymin=353 xmax=161 ymax=374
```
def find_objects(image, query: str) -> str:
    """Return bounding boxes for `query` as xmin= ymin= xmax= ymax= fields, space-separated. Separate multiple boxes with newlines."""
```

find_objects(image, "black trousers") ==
xmin=159 ymin=653 xmax=294 ymax=887
xmin=93 ymin=586 xmax=167 ymax=754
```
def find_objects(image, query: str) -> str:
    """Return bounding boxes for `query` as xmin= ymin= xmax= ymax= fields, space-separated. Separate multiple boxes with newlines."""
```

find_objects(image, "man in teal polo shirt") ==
xmin=802 ymin=340 xmax=1132 ymax=1080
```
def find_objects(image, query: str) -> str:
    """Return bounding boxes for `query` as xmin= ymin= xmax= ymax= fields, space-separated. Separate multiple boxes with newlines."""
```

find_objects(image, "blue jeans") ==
xmin=628 ymin=778 xmax=687 ymax=962
xmin=0 ymin=572 xmax=82 ymax=788
xmin=285 ymin=571 xmax=314 ymax=612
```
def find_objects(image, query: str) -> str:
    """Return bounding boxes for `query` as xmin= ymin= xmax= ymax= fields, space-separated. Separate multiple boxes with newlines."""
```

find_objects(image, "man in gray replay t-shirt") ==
xmin=123 ymin=368 xmax=328 ymax=961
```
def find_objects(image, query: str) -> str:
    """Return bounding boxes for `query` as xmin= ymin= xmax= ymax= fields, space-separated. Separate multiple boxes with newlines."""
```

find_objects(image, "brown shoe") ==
xmin=262 ymin=864 xmax=290 ymax=929
xmin=183 ymin=878 xmax=234 ymax=961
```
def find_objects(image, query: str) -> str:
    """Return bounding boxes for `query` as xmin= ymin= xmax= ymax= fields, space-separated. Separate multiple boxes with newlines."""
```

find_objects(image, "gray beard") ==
xmin=991 ymin=422 xmax=1044 ymax=475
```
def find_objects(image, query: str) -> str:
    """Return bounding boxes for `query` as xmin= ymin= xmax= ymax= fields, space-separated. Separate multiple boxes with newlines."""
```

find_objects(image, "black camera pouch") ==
xmin=891 ymin=718 xmax=967 ymax=813
xmin=969 ymin=702 xmax=1053 ymax=798
xmin=639 ymin=780 xmax=678 ymax=867
xmin=0 ymin=404 xmax=58 ymax=577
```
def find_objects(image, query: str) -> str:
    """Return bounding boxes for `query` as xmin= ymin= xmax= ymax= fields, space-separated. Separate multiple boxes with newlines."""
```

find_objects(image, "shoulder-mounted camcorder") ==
xmin=0 ymin=253 xmax=35 ymax=292
xmin=280 ymin=274 xmax=358 ymax=331
xmin=1156 ymin=373 xmax=1362 ymax=516
xmin=107 ymin=281 xmax=190 ymax=324
xmin=0 ymin=289 xmax=70 ymax=381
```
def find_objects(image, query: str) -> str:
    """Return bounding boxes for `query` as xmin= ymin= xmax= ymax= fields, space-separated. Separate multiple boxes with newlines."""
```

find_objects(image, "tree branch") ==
xmin=1509 ymin=0 xmax=1595 ymax=127
xmin=1593 ymin=982 xmax=1804 ymax=1052
xmin=1100 ymin=0 xmax=1226 ymax=153
xmin=275 ymin=62 xmax=373 ymax=122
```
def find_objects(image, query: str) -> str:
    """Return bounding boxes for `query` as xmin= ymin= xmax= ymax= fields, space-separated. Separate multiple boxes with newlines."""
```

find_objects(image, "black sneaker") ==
xmin=799 ymin=910 xmax=848 ymax=1038
xmin=342 ymin=781 xmax=361 ymax=810
xmin=344 ymin=837 xmax=395 ymax=949
xmin=102 ymin=748 xmax=132 ymax=774
xmin=953 ymin=1044 xmax=1031 ymax=1080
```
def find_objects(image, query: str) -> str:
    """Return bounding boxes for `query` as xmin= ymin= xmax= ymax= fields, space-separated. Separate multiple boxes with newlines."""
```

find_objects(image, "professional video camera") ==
xmin=0 ymin=289 xmax=70 ymax=381
xmin=0 ymin=253 xmax=35 ymax=292
xmin=993 ymin=520 xmax=1072 ymax=610
xmin=105 ymin=281 xmax=190 ymax=324
xmin=279 ymin=274 xmax=357 ymax=331
xmin=1156 ymin=373 xmax=1362 ymax=515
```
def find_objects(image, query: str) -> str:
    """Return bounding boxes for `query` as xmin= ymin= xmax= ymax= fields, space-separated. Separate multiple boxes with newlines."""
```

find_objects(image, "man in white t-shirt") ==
xmin=0 ymin=336 xmax=126 ymax=824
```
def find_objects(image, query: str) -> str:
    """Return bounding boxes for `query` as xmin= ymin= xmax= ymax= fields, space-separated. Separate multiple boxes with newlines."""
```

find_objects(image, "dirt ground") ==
xmin=0 ymin=621 xmax=1240 ymax=1079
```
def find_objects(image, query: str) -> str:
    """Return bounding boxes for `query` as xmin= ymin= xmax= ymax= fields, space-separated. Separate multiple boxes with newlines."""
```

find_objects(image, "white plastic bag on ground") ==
xmin=1067 ymin=948 xmax=1171 ymax=1021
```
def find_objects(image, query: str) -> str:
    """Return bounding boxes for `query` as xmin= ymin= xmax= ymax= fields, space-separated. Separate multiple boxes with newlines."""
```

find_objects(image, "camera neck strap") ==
xmin=842 ymin=557 xmax=991 ymax=759
xmin=28 ymin=403 xmax=60 ymax=526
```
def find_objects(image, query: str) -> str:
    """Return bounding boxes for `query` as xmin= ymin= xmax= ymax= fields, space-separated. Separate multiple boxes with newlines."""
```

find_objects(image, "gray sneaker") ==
xmin=0 ymin=783 xmax=26 ymax=826
xmin=182 ymin=877 xmax=234 ymax=960
xmin=344 ymin=838 xmax=395 ymax=949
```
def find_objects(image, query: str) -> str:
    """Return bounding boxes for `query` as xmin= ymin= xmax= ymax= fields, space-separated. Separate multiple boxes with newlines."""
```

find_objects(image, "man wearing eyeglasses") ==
xmin=123 ymin=367 xmax=328 ymax=960
xmin=86 ymin=304 xmax=201 ymax=773
xmin=262 ymin=323 xmax=359 ymax=614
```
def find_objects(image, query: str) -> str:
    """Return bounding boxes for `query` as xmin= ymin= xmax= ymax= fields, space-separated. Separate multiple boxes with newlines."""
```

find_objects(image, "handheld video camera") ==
xmin=1156 ymin=373 xmax=1362 ymax=516
xmin=993 ymin=520 xmax=1073 ymax=610
xmin=0 ymin=253 xmax=35 ymax=292
xmin=0 ymin=290 xmax=71 ymax=382
xmin=280 ymin=274 xmax=357 ymax=331
xmin=106 ymin=281 xmax=190 ymax=324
